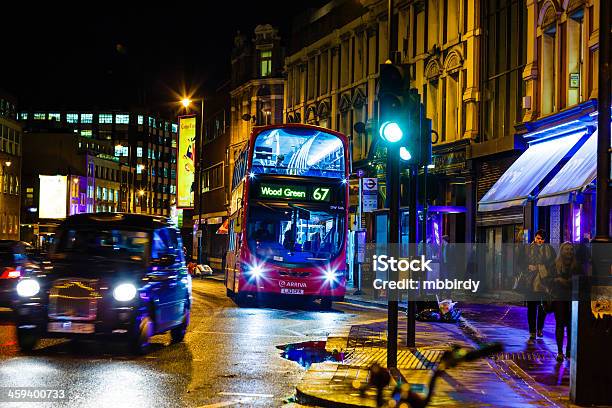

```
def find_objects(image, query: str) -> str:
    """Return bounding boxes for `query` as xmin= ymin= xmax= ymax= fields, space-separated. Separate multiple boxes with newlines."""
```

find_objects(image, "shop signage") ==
xmin=569 ymin=73 xmax=580 ymax=89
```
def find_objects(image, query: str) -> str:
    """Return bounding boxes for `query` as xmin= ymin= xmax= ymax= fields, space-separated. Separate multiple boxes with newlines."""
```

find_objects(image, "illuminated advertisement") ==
xmin=178 ymin=116 xmax=196 ymax=208
xmin=39 ymin=175 xmax=67 ymax=219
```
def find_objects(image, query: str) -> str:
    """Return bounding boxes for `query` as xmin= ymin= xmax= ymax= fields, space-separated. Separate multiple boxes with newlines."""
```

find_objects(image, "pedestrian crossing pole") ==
xmin=385 ymin=0 xmax=400 ymax=370
xmin=570 ymin=1 xmax=612 ymax=404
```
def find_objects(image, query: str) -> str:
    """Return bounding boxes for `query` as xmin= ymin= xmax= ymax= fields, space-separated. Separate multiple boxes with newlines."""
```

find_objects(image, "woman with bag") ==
xmin=526 ymin=230 xmax=556 ymax=341
xmin=550 ymin=242 xmax=582 ymax=362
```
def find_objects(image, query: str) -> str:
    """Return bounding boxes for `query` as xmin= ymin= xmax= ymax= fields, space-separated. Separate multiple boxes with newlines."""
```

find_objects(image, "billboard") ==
xmin=39 ymin=175 xmax=67 ymax=219
xmin=178 ymin=116 xmax=196 ymax=208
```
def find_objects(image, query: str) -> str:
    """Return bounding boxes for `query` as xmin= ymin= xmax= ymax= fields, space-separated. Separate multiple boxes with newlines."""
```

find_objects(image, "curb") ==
xmin=296 ymin=384 xmax=368 ymax=408
xmin=342 ymin=296 xmax=489 ymax=346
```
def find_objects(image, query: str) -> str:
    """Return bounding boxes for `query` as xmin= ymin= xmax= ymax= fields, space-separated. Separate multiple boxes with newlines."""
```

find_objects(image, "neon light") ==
xmin=573 ymin=208 xmax=581 ymax=243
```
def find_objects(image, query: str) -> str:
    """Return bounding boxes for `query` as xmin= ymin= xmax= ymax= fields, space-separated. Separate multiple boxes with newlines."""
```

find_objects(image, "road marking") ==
xmin=197 ymin=398 xmax=251 ymax=407
xmin=191 ymin=330 xmax=305 ymax=338
xmin=336 ymin=301 xmax=386 ymax=311
xmin=218 ymin=392 xmax=273 ymax=398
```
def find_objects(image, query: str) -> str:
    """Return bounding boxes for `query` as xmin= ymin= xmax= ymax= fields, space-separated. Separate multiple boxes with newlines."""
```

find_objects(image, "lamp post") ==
xmin=180 ymin=98 xmax=205 ymax=264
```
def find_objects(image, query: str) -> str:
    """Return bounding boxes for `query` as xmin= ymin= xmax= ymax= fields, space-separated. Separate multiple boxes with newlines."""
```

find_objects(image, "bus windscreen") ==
xmin=251 ymin=128 xmax=345 ymax=179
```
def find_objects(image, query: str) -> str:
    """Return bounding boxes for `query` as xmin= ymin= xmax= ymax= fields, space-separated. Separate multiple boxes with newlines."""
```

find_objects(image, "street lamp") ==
xmin=179 ymin=97 xmax=205 ymax=265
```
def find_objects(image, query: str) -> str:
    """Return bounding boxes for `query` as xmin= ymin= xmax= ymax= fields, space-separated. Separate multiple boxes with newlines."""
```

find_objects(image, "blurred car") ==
xmin=14 ymin=213 xmax=192 ymax=354
xmin=0 ymin=241 xmax=40 ymax=308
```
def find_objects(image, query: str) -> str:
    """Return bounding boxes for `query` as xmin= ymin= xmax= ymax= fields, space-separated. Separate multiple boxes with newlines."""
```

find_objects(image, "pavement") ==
xmin=295 ymin=293 xmax=577 ymax=407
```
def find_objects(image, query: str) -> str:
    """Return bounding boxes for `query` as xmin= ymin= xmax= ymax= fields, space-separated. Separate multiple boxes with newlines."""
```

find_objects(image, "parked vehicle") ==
xmin=0 ymin=241 xmax=40 ymax=308
xmin=13 ymin=213 xmax=192 ymax=354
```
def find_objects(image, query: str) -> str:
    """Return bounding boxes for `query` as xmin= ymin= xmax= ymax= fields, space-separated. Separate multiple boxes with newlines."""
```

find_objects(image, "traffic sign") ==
xmin=361 ymin=178 xmax=378 ymax=212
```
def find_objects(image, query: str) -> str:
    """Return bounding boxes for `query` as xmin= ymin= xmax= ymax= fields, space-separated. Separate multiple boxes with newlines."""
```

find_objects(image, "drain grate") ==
xmin=347 ymin=323 xmax=387 ymax=349
xmin=493 ymin=351 xmax=554 ymax=361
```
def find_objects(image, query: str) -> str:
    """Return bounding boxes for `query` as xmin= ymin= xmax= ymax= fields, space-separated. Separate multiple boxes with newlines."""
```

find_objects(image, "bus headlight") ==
xmin=16 ymin=280 xmax=40 ymax=297
xmin=113 ymin=283 xmax=137 ymax=302
xmin=247 ymin=264 xmax=264 ymax=278
xmin=325 ymin=269 xmax=338 ymax=282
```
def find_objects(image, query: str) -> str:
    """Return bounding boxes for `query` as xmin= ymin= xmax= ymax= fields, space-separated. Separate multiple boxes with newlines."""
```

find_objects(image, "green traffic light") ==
xmin=379 ymin=121 xmax=403 ymax=143
xmin=399 ymin=146 xmax=411 ymax=161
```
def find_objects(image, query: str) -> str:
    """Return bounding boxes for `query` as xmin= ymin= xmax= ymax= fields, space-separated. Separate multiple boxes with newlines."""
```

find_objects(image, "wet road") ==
xmin=0 ymin=278 xmax=385 ymax=407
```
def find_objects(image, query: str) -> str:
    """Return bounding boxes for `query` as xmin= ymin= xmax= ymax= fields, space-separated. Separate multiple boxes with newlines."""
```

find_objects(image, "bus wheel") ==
xmin=320 ymin=298 xmax=333 ymax=310
xmin=236 ymin=293 xmax=256 ymax=307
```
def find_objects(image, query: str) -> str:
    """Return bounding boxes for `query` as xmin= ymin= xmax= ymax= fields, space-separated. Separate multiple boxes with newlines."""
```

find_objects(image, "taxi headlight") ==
xmin=16 ymin=280 xmax=40 ymax=297
xmin=113 ymin=283 xmax=137 ymax=302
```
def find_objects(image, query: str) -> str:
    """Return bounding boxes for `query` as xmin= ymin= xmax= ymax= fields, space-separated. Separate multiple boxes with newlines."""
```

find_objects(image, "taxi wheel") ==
xmin=130 ymin=314 xmax=153 ymax=355
xmin=17 ymin=328 xmax=39 ymax=352
xmin=170 ymin=305 xmax=190 ymax=343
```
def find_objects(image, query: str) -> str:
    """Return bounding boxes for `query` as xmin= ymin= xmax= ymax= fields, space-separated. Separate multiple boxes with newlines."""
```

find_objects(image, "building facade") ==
xmin=0 ymin=90 xmax=22 ymax=240
xmin=19 ymin=110 xmax=178 ymax=217
xmin=284 ymin=0 xmax=481 ymax=245
xmin=194 ymin=81 xmax=231 ymax=269
xmin=477 ymin=0 xmax=605 ymax=287
xmin=20 ymin=132 xmax=121 ymax=247
xmin=228 ymin=25 xmax=285 ymax=189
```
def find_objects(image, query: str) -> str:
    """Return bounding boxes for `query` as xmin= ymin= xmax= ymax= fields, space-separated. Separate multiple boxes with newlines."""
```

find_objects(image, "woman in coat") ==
xmin=550 ymin=242 xmax=582 ymax=362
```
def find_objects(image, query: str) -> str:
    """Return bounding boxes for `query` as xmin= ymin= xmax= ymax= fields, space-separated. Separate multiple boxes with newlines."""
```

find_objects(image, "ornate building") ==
xmin=284 ymin=0 xmax=482 ymax=243
xmin=477 ymin=0 xmax=604 ymax=288
xmin=0 ymin=90 xmax=22 ymax=240
xmin=229 ymin=25 xmax=285 ymax=186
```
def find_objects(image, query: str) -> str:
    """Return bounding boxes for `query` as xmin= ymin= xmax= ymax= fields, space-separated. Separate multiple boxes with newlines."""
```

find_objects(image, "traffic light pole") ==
xmin=387 ymin=146 xmax=401 ymax=369
xmin=385 ymin=0 xmax=400 ymax=370
xmin=406 ymin=164 xmax=417 ymax=348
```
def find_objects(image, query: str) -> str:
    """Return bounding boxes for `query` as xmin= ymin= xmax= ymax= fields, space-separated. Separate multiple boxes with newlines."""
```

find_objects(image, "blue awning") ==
xmin=478 ymin=131 xmax=586 ymax=212
xmin=537 ymin=129 xmax=611 ymax=206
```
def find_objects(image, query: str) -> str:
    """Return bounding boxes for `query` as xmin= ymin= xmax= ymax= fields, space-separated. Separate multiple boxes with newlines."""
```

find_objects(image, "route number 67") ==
xmin=313 ymin=187 xmax=330 ymax=201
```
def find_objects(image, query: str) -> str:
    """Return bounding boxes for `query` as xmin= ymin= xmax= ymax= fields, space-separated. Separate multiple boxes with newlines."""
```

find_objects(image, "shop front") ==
xmin=476 ymin=99 xmax=612 ymax=291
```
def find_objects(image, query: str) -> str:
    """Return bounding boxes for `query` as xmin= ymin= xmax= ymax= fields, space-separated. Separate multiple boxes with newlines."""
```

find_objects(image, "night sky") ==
xmin=1 ymin=2 xmax=329 ymax=117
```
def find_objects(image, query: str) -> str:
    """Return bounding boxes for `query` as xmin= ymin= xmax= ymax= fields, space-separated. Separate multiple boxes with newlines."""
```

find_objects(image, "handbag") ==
xmin=513 ymin=269 xmax=534 ymax=292
xmin=533 ymin=264 xmax=550 ymax=293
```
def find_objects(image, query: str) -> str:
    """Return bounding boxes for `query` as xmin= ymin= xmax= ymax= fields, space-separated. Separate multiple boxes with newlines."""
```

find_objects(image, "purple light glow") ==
xmin=573 ymin=209 xmax=581 ymax=243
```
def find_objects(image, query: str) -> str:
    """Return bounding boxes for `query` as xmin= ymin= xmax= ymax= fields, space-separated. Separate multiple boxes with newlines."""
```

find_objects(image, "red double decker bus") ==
xmin=225 ymin=124 xmax=349 ymax=308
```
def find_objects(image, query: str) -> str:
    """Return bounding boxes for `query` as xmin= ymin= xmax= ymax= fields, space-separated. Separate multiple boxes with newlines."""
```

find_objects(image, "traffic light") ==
xmin=377 ymin=63 xmax=432 ymax=167
xmin=377 ymin=63 xmax=410 ymax=144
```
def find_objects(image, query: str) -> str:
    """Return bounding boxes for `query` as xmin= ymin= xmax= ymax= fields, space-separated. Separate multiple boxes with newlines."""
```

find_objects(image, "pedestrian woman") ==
xmin=526 ymin=230 xmax=556 ymax=341
xmin=550 ymin=242 xmax=582 ymax=362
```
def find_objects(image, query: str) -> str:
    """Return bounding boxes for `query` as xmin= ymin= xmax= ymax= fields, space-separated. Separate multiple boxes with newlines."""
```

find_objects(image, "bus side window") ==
xmin=228 ymin=220 xmax=235 ymax=251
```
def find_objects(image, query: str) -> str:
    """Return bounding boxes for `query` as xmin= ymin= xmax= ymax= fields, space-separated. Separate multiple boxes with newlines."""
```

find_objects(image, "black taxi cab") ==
xmin=13 ymin=213 xmax=192 ymax=354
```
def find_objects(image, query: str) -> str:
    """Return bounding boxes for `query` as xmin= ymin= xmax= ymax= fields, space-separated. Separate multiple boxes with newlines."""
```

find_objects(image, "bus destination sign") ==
xmin=258 ymin=183 xmax=331 ymax=202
